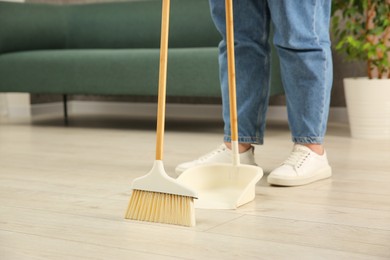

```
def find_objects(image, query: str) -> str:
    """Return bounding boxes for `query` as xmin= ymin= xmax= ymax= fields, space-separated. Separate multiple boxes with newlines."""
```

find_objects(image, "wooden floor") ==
xmin=1 ymin=115 xmax=389 ymax=259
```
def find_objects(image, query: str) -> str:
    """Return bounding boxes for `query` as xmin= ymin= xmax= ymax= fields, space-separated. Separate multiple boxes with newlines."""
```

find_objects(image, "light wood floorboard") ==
xmin=1 ymin=115 xmax=389 ymax=259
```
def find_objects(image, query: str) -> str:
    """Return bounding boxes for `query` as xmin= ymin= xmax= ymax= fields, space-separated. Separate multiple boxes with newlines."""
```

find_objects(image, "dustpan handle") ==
xmin=156 ymin=0 xmax=170 ymax=161
xmin=225 ymin=0 xmax=240 ymax=165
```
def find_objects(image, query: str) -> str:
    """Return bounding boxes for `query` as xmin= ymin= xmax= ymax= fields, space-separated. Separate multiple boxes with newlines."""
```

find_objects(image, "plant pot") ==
xmin=344 ymin=77 xmax=390 ymax=139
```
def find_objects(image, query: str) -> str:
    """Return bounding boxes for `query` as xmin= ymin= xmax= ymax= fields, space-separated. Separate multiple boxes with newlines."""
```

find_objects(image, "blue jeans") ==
xmin=209 ymin=0 xmax=333 ymax=144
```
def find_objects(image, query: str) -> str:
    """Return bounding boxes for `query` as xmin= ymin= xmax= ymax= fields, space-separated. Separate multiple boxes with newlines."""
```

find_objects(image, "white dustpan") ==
xmin=177 ymin=159 xmax=262 ymax=209
xmin=177 ymin=0 xmax=263 ymax=209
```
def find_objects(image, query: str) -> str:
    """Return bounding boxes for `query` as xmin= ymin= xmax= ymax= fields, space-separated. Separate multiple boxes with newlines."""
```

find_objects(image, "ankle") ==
xmin=224 ymin=142 xmax=252 ymax=153
xmin=298 ymin=143 xmax=324 ymax=155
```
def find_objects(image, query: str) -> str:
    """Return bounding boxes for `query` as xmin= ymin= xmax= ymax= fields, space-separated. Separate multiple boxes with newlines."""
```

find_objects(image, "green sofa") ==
xmin=0 ymin=0 xmax=283 ymax=118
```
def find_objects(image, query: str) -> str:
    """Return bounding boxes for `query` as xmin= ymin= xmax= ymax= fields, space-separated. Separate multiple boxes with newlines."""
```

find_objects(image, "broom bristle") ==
xmin=125 ymin=189 xmax=196 ymax=227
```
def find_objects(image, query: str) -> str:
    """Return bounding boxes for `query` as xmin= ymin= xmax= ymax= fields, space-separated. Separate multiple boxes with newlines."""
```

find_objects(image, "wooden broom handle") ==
xmin=225 ymin=0 xmax=238 ymax=142
xmin=156 ymin=0 xmax=170 ymax=160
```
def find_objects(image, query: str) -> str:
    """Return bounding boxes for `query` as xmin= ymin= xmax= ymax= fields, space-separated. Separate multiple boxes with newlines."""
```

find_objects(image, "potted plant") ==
xmin=332 ymin=0 xmax=390 ymax=139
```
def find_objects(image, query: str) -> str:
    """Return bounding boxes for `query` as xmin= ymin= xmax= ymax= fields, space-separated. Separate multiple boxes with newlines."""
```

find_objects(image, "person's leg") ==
xmin=175 ymin=0 xmax=271 ymax=175
xmin=210 ymin=0 xmax=271 ymax=146
xmin=268 ymin=0 xmax=333 ymax=148
xmin=267 ymin=0 xmax=333 ymax=186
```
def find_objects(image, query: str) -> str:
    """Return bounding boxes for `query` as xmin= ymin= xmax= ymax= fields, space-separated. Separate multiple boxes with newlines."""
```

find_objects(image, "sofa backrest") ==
xmin=66 ymin=0 xmax=221 ymax=49
xmin=0 ymin=0 xmax=221 ymax=54
xmin=0 ymin=2 xmax=67 ymax=54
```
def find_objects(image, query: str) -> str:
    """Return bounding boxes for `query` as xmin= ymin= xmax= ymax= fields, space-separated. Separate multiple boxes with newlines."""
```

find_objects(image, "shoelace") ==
xmin=283 ymin=149 xmax=310 ymax=169
xmin=197 ymin=145 xmax=227 ymax=162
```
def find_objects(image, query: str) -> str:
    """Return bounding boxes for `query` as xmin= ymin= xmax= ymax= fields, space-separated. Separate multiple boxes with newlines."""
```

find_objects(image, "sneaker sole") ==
xmin=267 ymin=166 xmax=332 ymax=187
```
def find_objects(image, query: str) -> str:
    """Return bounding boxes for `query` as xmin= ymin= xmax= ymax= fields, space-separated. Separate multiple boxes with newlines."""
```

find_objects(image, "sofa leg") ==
xmin=63 ymin=94 xmax=68 ymax=126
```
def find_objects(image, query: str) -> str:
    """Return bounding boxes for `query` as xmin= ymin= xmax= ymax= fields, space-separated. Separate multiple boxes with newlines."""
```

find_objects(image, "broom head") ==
xmin=125 ymin=160 xmax=198 ymax=227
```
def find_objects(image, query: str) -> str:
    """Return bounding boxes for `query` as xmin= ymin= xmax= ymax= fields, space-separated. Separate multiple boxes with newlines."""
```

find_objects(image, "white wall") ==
xmin=0 ymin=0 xmax=30 ymax=118
xmin=1 ymin=94 xmax=31 ymax=118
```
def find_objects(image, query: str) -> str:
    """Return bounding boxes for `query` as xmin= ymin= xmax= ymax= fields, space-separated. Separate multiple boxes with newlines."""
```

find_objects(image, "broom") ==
xmin=125 ymin=0 xmax=197 ymax=227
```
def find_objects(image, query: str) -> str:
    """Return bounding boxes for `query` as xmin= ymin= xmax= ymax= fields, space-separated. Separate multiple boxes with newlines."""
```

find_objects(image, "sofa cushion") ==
xmin=0 ymin=48 xmax=221 ymax=97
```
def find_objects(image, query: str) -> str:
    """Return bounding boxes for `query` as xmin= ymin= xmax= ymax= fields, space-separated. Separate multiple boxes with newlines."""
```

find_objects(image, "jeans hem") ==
xmin=292 ymin=137 xmax=324 ymax=144
xmin=224 ymin=135 xmax=263 ymax=145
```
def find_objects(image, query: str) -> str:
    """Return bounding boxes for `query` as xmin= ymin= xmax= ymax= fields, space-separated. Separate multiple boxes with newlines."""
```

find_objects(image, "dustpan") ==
xmin=177 ymin=163 xmax=262 ymax=209
xmin=177 ymin=0 xmax=263 ymax=209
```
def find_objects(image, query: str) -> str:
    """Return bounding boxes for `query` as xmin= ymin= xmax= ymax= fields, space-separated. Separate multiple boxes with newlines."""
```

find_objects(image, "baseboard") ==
xmin=31 ymin=102 xmax=64 ymax=116
xmin=31 ymin=101 xmax=348 ymax=123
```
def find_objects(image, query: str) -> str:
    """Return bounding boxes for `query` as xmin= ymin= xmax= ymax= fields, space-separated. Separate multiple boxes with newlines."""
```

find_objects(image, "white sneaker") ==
xmin=175 ymin=143 xmax=257 ymax=175
xmin=267 ymin=144 xmax=332 ymax=186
